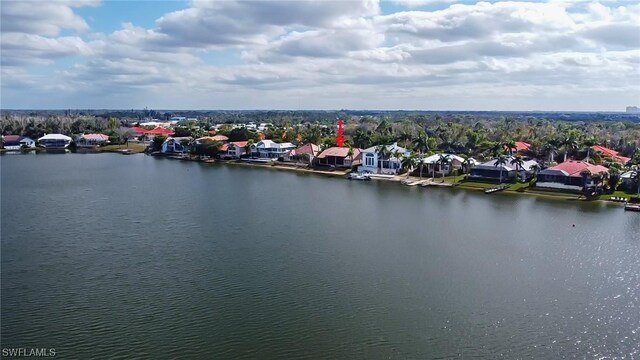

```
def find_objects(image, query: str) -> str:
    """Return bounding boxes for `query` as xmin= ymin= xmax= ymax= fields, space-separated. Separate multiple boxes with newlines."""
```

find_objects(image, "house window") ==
xmin=365 ymin=153 xmax=374 ymax=167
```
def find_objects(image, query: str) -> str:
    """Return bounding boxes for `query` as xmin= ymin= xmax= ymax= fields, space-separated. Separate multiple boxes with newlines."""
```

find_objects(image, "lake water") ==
xmin=1 ymin=153 xmax=639 ymax=359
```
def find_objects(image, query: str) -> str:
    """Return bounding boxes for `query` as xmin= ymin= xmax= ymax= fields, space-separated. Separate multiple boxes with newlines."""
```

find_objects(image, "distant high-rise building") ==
xmin=626 ymin=106 xmax=640 ymax=113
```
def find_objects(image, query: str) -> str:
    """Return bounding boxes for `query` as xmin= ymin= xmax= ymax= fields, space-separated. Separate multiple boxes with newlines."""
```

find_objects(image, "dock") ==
xmin=402 ymin=179 xmax=429 ymax=186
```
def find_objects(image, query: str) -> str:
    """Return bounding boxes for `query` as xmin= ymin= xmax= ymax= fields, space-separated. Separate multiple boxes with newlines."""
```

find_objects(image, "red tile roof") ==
xmin=504 ymin=141 xmax=531 ymax=152
xmin=549 ymin=160 xmax=609 ymax=176
xmin=211 ymin=135 xmax=228 ymax=141
xmin=131 ymin=126 xmax=148 ymax=134
xmin=317 ymin=146 xmax=361 ymax=159
xmin=291 ymin=143 xmax=319 ymax=156
xmin=2 ymin=135 xmax=21 ymax=142
xmin=145 ymin=127 xmax=175 ymax=136
xmin=231 ymin=141 xmax=249 ymax=148
xmin=592 ymin=145 xmax=631 ymax=164
xmin=219 ymin=144 xmax=229 ymax=151
xmin=81 ymin=133 xmax=109 ymax=140
xmin=515 ymin=141 xmax=531 ymax=151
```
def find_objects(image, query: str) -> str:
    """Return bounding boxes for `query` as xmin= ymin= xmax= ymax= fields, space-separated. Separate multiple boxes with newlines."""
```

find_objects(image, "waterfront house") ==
xmin=536 ymin=160 xmax=609 ymax=192
xmin=620 ymin=171 xmax=638 ymax=191
xmin=469 ymin=156 xmax=538 ymax=182
xmin=130 ymin=126 xmax=175 ymax=143
xmin=316 ymin=147 xmax=361 ymax=168
xmin=37 ymin=134 xmax=72 ymax=149
xmin=76 ymin=133 xmax=109 ymax=148
xmin=1 ymin=135 xmax=35 ymax=150
xmin=421 ymin=153 xmax=468 ymax=177
xmin=161 ymin=137 xmax=188 ymax=154
xmin=250 ymin=140 xmax=296 ymax=159
xmin=358 ymin=143 xmax=410 ymax=175
xmin=286 ymin=143 xmax=320 ymax=163
xmin=591 ymin=145 xmax=631 ymax=165
xmin=223 ymin=141 xmax=249 ymax=159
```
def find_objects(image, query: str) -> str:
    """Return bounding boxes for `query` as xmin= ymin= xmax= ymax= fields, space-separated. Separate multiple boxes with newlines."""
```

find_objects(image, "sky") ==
xmin=1 ymin=0 xmax=639 ymax=111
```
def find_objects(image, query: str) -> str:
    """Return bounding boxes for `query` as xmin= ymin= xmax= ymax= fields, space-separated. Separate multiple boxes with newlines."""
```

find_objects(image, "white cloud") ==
xmin=391 ymin=0 xmax=456 ymax=8
xmin=1 ymin=0 xmax=639 ymax=110
xmin=0 ymin=0 xmax=99 ymax=36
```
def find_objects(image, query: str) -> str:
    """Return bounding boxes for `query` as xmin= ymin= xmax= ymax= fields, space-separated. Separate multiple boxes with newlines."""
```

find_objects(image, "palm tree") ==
xmin=543 ymin=142 xmax=557 ymax=163
xmin=582 ymin=136 xmax=597 ymax=162
xmin=413 ymin=132 xmax=429 ymax=178
xmin=510 ymin=155 xmax=525 ymax=182
xmin=401 ymin=152 xmax=417 ymax=177
xmin=504 ymin=140 xmax=517 ymax=156
xmin=580 ymin=169 xmax=592 ymax=192
xmin=244 ymin=139 xmax=255 ymax=158
xmin=606 ymin=167 xmax=619 ymax=190
xmin=346 ymin=145 xmax=354 ymax=167
xmin=494 ymin=155 xmax=508 ymax=183
xmin=376 ymin=145 xmax=392 ymax=173
xmin=560 ymin=136 xmax=579 ymax=162
xmin=529 ymin=163 xmax=541 ymax=178
xmin=592 ymin=172 xmax=604 ymax=192
xmin=392 ymin=148 xmax=404 ymax=173
xmin=437 ymin=154 xmax=452 ymax=181
xmin=460 ymin=154 xmax=474 ymax=174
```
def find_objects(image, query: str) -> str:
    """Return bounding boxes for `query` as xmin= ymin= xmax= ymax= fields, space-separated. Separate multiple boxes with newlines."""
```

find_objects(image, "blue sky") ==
xmin=75 ymin=1 xmax=190 ymax=33
xmin=1 ymin=0 xmax=639 ymax=110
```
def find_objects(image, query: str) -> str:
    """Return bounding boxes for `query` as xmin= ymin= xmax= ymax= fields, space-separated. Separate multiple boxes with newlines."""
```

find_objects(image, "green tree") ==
xmin=151 ymin=135 xmax=167 ymax=152
xmin=510 ymin=155 xmax=525 ymax=182
xmin=504 ymin=140 xmax=517 ymax=156
xmin=580 ymin=169 xmax=592 ymax=192
xmin=494 ymin=155 xmax=508 ymax=183
xmin=437 ymin=154 xmax=452 ymax=180
xmin=376 ymin=145 xmax=392 ymax=172
xmin=413 ymin=131 xmax=429 ymax=178
xmin=560 ymin=136 xmax=579 ymax=162
xmin=582 ymin=136 xmax=597 ymax=162
xmin=401 ymin=152 xmax=417 ymax=177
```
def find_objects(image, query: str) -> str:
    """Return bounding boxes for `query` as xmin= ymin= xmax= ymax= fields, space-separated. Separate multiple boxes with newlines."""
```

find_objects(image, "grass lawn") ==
xmin=598 ymin=190 xmax=639 ymax=201
xmin=98 ymin=143 xmax=146 ymax=153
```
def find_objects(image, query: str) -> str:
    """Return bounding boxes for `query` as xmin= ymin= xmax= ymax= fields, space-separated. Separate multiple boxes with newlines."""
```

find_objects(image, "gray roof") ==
xmin=473 ymin=156 xmax=538 ymax=172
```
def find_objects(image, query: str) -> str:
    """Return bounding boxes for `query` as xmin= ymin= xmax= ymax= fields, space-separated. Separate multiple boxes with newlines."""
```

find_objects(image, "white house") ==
xmin=250 ymin=140 xmax=296 ymax=159
xmin=161 ymin=137 xmax=188 ymax=154
xmin=470 ymin=156 xmax=539 ymax=182
xmin=421 ymin=153 xmax=472 ymax=177
xmin=223 ymin=141 xmax=249 ymax=159
xmin=76 ymin=133 xmax=109 ymax=148
xmin=358 ymin=143 xmax=410 ymax=175
xmin=38 ymin=134 xmax=72 ymax=149
xmin=1 ymin=135 xmax=35 ymax=150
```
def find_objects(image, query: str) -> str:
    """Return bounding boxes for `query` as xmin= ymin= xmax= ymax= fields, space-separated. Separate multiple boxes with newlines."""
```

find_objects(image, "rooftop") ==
xmin=542 ymin=160 xmax=609 ymax=177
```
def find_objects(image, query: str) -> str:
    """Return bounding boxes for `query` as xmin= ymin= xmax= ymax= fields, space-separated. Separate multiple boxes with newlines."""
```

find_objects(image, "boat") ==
xmin=625 ymin=197 xmax=640 ymax=212
xmin=484 ymin=184 xmax=509 ymax=194
xmin=347 ymin=172 xmax=371 ymax=181
xmin=608 ymin=196 xmax=627 ymax=203
xmin=120 ymin=149 xmax=133 ymax=155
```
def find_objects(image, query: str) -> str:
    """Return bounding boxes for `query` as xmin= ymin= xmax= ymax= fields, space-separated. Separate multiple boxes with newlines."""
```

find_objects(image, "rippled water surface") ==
xmin=2 ymin=153 xmax=639 ymax=358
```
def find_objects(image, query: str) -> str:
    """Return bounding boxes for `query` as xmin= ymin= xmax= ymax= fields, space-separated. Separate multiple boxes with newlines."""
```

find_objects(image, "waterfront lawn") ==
xmin=433 ymin=175 xmax=465 ymax=184
xmin=98 ymin=143 xmax=146 ymax=153
xmin=599 ymin=191 xmax=637 ymax=201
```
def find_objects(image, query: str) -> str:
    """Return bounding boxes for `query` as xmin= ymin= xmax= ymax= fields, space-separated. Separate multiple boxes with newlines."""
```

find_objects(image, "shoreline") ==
xmin=194 ymin=157 xmax=632 ymax=207
xmin=2 ymin=150 xmax=634 ymax=207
